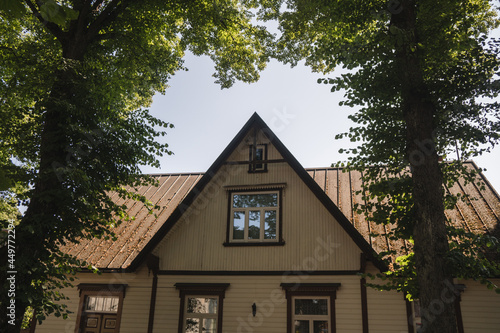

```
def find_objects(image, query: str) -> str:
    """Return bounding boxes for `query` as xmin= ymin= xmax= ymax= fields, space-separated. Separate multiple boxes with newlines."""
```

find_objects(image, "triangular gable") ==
xmin=129 ymin=113 xmax=388 ymax=272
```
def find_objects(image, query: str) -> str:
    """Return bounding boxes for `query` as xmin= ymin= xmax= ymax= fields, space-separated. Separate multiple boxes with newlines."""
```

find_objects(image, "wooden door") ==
xmin=81 ymin=313 xmax=118 ymax=333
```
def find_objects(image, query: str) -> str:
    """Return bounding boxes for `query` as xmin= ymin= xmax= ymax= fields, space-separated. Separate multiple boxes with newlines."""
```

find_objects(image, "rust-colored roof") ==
xmin=60 ymin=173 xmax=202 ymax=270
xmin=64 ymin=161 xmax=500 ymax=271
xmin=307 ymin=162 xmax=500 ymax=260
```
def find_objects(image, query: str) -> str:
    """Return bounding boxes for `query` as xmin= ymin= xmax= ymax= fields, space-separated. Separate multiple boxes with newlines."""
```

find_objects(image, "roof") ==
xmin=307 ymin=164 xmax=500 ymax=259
xmin=62 ymin=114 xmax=500 ymax=272
xmin=61 ymin=173 xmax=203 ymax=270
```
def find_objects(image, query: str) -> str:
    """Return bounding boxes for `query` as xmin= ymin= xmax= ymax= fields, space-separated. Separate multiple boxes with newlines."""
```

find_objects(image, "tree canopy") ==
xmin=0 ymin=0 xmax=276 ymax=330
xmin=273 ymin=0 xmax=500 ymax=332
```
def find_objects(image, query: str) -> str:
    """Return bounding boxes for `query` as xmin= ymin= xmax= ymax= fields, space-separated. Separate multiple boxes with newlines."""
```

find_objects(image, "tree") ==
xmin=0 ymin=1 xmax=275 ymax=331
xmin=273 ymin=0 xmax=500 ymax=332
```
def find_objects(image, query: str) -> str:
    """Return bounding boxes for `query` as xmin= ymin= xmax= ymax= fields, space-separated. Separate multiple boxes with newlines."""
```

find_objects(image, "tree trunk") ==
xmin=1 ymin=3 xmax=119 ymax=331
xmin=392 ymin=1 xmax=457 ymax=332
xmin=1 ymin=63 xmax=83 ymax=333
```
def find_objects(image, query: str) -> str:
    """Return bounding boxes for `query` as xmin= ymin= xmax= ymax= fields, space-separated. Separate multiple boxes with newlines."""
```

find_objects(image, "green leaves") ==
xmin=0 ymin=0 xmax=26 ymax=17
xmin=39 ymin=0 xmax=78 ymax=27
xmin=276 ymin=0 xmax=500 ymax=302
xmin=1 ymin=1 xmax=279 ymax=329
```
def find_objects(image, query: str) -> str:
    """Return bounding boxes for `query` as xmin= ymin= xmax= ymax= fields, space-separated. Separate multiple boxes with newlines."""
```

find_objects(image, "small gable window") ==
xmin=249 ymin=144 xmax=267 ymax=173
xmin=225 ymin=190 xmax=284 ymax=245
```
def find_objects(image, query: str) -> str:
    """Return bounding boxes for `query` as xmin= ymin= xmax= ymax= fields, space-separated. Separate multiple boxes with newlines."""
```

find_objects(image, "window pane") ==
xmin=294 ymin=320 xmax=310 ymax=333
xmin=233 ymin=211 xmax=245 ymax=239
xmin=85 ymin=296 xmax=119 ymax=313
xmin=233 ymin=194 xmax=277 ymax=208
xmin=86 ymin=297 xmax=97 ymax=311
xmin=95 ymin=297 xmax=104 ymax=311
xmin=264 ymin=210 xmax=276 ymax=239
xmin=295 ymin=299 xmax=328 ymax=315
xmin=254 ymin=147 xmax=264 ymax=169
xmin=248 ymin=211 xmax=260 ymax=239
xmin=203 ymin=318 xmax=217 ymax=333
xmin=110 ymin=298 xmax=119 ymax=312
xmin=187 ymin=298 xmax=218 ymax=314
xmin=314 ymin=321 xmax=329 ymax=333
xmin=255 ymin=147 xmax=263 ymax=161
xmin=103 ymin=297 xmax=111 ymax=311
xmin=185 ymin=317 xmax=199 ymax=333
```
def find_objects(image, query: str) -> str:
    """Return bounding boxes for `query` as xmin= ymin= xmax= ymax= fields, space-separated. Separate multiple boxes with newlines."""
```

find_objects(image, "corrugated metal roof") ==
xmin=307 ymin=162 xmax=500 ymax=259
xmin=60 ymin=173 xmax=202 ymax=270
xmin=62 ymin=162 xmax=500 ymax=271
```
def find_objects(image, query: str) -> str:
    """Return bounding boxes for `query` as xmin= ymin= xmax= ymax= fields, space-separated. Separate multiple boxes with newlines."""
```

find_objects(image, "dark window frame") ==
xmin=281 ymin=283 xmax=340 ymax=333
xmin=175 ymin=283 xmax=230 ymax=333
xmin=75 ymin=283 xmax=127 ymax=333
xmin=248 ymin=144 xmax=268 ymax=173
xmin=224 ymin=188 xmax=284 ymax=246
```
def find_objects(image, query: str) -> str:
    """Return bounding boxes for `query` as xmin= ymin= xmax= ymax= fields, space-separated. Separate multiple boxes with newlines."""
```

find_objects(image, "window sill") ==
xmin=223 ymin=241 xmax=285 ymax=247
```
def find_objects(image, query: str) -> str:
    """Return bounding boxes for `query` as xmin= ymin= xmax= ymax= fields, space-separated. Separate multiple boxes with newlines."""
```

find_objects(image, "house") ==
xmin=33 ymin=113 xmax=500 ymax=333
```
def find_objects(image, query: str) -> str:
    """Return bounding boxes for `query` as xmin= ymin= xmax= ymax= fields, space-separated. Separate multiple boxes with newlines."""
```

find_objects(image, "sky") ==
xmin=143 ymin=52 xmax=500 ymax=192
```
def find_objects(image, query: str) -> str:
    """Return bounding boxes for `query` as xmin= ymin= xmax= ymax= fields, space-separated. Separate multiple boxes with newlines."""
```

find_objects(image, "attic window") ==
xmin=249 ymin=144 xmax=267 ymax=173
xmin=224 ymin=189 xmax=284 ymax=246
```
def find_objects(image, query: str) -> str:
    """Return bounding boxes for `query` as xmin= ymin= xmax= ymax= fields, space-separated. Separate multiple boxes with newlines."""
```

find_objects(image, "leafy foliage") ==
xmin=273 ymin=0 xmax=500 ymax=310
xmin=0 ymin=0 xmax=277 ymax=330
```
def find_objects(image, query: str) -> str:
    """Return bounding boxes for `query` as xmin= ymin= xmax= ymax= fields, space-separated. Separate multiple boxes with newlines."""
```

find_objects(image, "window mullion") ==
xmin=244 ymin=208 xmax=249 ymax=240
xmin=260 ymin=207 xmax=265 ymax=240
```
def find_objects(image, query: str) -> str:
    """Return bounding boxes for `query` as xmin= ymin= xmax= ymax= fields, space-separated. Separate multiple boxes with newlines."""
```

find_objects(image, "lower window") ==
xmin=184 ymin=296 xmax=218 ymax=333
xmin=293 ymin=297 xmax=330 ymax=333
xmin=281 ymin=283 xmax=340 ymax=333
xmin=175 ymin=283 xmax=230 ymax=333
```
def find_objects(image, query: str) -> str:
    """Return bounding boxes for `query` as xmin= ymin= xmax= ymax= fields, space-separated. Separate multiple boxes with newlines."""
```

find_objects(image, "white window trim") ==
xmin=229 ymin=191 xmax=279 ymax=242
xmin=84 ymin=295 xmax=120 ymax=314
xmin=292 ymin=296 xmax=331 ymax=333
xmin=411 ymin=300 xmax=422 ymax=333
xmin=175 ymin=283 xmax=229 ymax=333
xmin=183 ymin=295 xmax=219 ymax=333
xmin=281 ymin=283 xmax=339 ymax=333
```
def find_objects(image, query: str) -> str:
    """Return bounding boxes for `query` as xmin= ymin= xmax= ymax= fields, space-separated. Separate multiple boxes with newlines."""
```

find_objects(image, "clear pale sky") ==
xmin=143 ymin=52 xmax=500 ymax=192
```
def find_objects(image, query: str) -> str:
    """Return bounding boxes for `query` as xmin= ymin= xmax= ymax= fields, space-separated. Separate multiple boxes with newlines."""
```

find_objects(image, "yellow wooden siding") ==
xmin=34 ymin=265 xmax=152 ymax=333
xmin=365 ymin=263 xmax=409 ymax=333
xmin=366 ymin=287 xmax=408 ymax=333
xmin=33 ymin=291 xmax=79 ymax=333
xmin=154 ymin=162 xmax=361 ymax=271
xmin=153 ymin=274 xmax=364 ymax=333
xmin=459 ymin=278 xmax=500 ymax=332
xmin=154 ymin=130 xmax=362 ymax=272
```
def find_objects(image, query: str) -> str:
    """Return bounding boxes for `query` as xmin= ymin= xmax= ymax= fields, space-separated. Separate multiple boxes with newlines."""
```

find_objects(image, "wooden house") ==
xmin=33 ymin=113 xmax=500 ymax=333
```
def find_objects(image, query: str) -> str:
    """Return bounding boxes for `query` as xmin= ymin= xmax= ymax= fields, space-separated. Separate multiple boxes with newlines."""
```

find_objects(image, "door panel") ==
xmin=81 ymin=313 xmax=117 ymax=333
xmin=101 ymin=314 xmax=118 ymax=333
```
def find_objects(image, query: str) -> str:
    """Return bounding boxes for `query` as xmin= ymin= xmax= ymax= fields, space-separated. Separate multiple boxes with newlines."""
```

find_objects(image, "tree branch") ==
xmin=24 ymin=0 xmax=66 ymax=42
xmin=86 ymin=0 xmax=133 ymax=40
xmin=91 ymin=0 xmax=107 ymax=12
